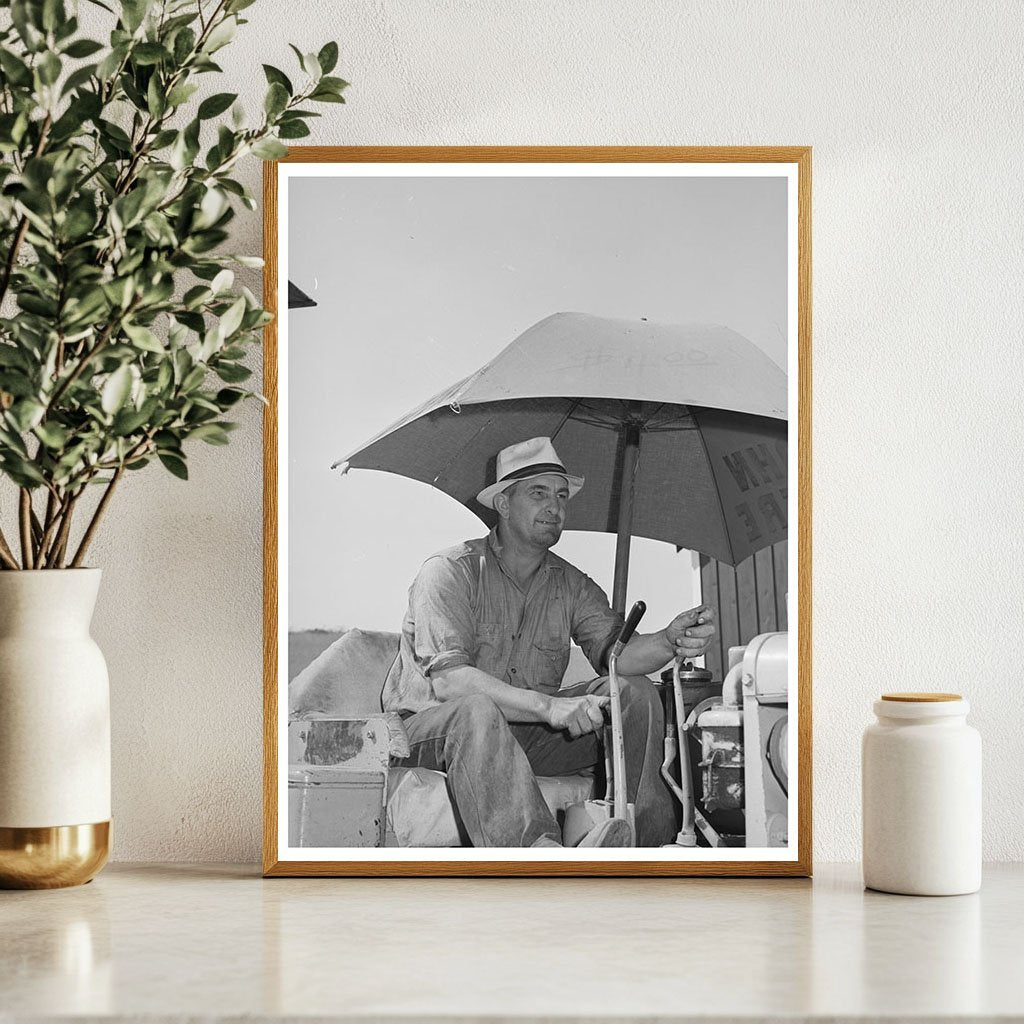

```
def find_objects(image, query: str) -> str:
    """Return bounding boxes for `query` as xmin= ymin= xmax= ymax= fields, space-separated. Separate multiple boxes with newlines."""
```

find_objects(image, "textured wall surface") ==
xmin=77 ymin=1 xmax=1023 ymax=862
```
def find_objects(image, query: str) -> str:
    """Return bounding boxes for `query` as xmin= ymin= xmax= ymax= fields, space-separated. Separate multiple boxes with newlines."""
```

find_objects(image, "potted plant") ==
xmin=0 ymin=0 xmax=344 ymax=887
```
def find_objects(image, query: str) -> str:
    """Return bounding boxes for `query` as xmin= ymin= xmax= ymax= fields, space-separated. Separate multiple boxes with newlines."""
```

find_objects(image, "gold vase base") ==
xmin=0 ymin=821 xmax=110 ymax=889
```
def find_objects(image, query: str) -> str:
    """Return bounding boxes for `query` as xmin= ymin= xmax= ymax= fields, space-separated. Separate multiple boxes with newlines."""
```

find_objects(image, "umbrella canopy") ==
xmin=337 ymin=313 xmax=788 ymax=611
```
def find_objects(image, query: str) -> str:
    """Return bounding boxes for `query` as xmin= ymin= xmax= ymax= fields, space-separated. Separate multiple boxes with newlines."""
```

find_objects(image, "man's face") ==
xmin=498 ymin=474 xmax=570 ymax=549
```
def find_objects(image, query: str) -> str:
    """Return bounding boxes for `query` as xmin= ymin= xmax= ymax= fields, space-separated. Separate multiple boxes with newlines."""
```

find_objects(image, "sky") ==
xmin=285 ymin=170 xmax=788 ymax=634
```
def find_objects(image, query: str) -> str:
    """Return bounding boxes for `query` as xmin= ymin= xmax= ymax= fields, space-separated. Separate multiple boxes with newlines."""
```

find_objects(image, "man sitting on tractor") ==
xmin=383 ymin=436 xmax=717 ymax=847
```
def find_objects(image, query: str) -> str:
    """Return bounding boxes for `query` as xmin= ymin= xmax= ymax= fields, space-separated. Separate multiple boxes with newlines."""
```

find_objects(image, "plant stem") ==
xmin=46 ymin=298 xmax=140 ymax=413
xmin=29 ymin=506 xmax=43 ymax=546
xmin=70 ymin=466 xmax=123 ymax=568
xmin=45 ymin=491 xmax=79 ymax=569
xmin=42 ymin=485 xmax=56 ymax=535
xmin=0 ymin=216 xmax=30 ymax=311
xmin=18 ymin=489 xmax=34 ymax=569
xmin=0 ymin=113 xmax=52 ymax=309
xmin=36 ymin=487 xmax=64 ymax=566
xmin=0 ymin=527 xmax=19 ymax=570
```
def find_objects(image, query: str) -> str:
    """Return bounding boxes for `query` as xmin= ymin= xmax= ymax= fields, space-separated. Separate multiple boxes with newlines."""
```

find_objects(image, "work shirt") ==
xmin=382 ymin=528 xmax=624 ymax=714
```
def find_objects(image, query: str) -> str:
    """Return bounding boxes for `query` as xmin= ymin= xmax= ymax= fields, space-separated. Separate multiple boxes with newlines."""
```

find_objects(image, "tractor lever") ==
xmin=610 ymin=600 xmax=647 ymax=660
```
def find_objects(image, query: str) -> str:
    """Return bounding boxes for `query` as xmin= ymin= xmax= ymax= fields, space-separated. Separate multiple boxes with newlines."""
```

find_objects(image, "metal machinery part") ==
xmin=741 ymin=633 xmax=789 ymax=848
xmin=288 ymin=719 xmax=390 ymax=848
xmin=696 ymin=704 xmax=745 ymax=811
xmin=662 ymin=632 xmax=790 ymax=849
xmin=562 ymin=601 xmax=646 ymax=848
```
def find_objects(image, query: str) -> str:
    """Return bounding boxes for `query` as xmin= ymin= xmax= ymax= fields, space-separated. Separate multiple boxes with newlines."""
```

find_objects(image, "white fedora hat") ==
xmin=476 ymin=437 xmax=584 ymax=509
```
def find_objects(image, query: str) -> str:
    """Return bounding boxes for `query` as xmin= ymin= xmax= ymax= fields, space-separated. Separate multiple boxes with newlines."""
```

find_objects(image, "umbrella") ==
xmin=288 ymin=281 xmax=317 ymax=309
xmin=335 ymin=313 xmax=787 ymax=613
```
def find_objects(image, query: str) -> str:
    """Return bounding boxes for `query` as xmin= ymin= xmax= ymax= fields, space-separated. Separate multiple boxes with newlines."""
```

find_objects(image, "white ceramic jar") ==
xmin=862 ymin=693 xmax=981 ymax=896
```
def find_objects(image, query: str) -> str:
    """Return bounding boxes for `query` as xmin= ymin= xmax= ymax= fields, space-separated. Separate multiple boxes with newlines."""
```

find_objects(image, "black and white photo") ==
xmin=264 ymin=148 xmax=810 ymax=876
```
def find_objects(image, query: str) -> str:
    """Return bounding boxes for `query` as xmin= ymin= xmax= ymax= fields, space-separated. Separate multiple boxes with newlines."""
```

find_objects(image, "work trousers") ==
xmin=393 ymin=676 xmax=675 ymax=847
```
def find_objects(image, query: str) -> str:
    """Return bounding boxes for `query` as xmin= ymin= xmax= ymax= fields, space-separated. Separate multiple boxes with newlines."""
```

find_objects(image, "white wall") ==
xmin=84 ymin=1 xmax=1024 ymax=863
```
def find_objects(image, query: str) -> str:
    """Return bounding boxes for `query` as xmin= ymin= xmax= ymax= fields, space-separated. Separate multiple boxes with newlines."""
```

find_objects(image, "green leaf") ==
xmin=218 ymin=296 xmax=246 ymax=339
xmin=210 ymin=269 xmax=233 ymax=294
xmin=112 ymin=405 xmax=151 ymax=435
xmin=96 ymin=43 xmax=128 ymax=81
xmin=264 ymin=81 xmax=289 ymax=117
xmin=189 ymin=422 xmax=230 ymax=445
xmin=10 ymin=399 xmax=45 ymax=432
xmin=195 ymin=187 xmax=227 ymax=228
xmin=154 ymin=429 xmax=182 ymax=453
xmin=0 ymin=346 xmax=30 ymax=371
xmin=61 ymin=62 xmax=97 ymax=96
xmin=17 ymin=293 xmax=58 ymax=317
xmin=203 ymin=16 xmax=236 ymax=54
xmin=262 ymin=64 xmax=292 ymax=95
xmin=198 ymin=91 xmax=236 ymax=119
xmin=98 ymin=118 xmax=132 ymax=148
xmin=132 ymin=42 xmax=168 ymax=66
xmin=0 ymin=423 xmax=30 ymax=457
xmin=1 ymin=455 xmax=46 ymax=487
xmin=113 ymin=188 xmax=147 ymax=228
xmin=34 ymin=421 xmax=70 ymax=449
xmin=181 ymin=365 xmax=206 ymax=391
xmin=215 ymin=388 xmax=246 ymax=408
xmin=0 ymin=50 xmax=33 ymax=87
xmin=309 ymin=88 xmax=346 ymax=104
xmin=173 ymin=26 xmax=196 ymax=65
xmin=38 ymin=51 xmax=62 ymax=86
xmin=300 ymin=51 xmax=321 ymax=80
xmin=149 ymin=129 xmax=177 ymax=149
xmin=156 ymin=359 xmax=173 ymax=391
xmin=251 ymin=137 xmax=287 ymax=160
xmin=10 ymin=2 xmax=44 ymax=52
xmin=63 ymin=38 xmax=104 ymax=58
xmin=121 ymin=0 xmax=153 ymax=33
xmin=319 ymin=76 xmax=349 ymax=93
xmin=215 ymin=362 xmax=251 ymax=384
xmin=158 ymin=452 xmax=188 ymax=479
xmin=123 ymin=321 xmax=164 ymax=353
xmin=166 ymin=82 xmax=199 ymax=107
xmin=317 ymin=41 xmax=339 ymax=75
xmin=101 ymin=365 xmax=133 ymax=415
xmin=277 ymin=120 xmax=310 ymax=140
xmin=146 ymin=73 xmax=165 ymax=116
xmin=41 ymin=0 xmax=65 ymax=32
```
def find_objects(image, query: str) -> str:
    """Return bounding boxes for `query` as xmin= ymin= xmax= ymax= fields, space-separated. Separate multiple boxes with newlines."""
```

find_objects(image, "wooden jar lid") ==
xmin=881 ymin=692 xmax=962 ymax=702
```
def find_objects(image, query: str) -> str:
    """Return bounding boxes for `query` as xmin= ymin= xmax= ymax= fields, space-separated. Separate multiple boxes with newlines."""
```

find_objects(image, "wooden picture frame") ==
xmin=263 ymin=147 xmax=811 ymax=877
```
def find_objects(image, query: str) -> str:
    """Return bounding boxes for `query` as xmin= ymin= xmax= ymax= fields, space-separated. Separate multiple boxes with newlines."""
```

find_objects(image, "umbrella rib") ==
xmin=429 ymin=411 xmax=501 ymax=489
xmin=642 ymin=402 xmax=668 ymax=426
xmin=549 ymin=398 xmax=583 ymax=446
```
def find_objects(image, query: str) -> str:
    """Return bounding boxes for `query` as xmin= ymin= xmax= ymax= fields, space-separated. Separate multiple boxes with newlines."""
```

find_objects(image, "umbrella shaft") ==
xmin=612 ymin=420 xmax=641 ymax=614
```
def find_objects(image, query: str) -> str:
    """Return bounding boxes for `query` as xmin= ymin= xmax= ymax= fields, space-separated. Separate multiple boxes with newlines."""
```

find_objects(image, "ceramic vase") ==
xmin=862 ymin=692 xmax=981 ymax=896
xmin=0 ymin=569 xmax=111 ymax=888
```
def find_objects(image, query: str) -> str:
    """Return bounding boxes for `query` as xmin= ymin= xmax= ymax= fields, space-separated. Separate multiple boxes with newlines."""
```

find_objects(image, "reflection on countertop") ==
xmin=1 ymin=863 xmax=1021 ymax=1020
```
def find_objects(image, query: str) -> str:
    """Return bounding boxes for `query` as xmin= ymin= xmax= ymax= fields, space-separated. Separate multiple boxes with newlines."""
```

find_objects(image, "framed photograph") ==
xmin=263 ymin=147 xmax=811 ymax=877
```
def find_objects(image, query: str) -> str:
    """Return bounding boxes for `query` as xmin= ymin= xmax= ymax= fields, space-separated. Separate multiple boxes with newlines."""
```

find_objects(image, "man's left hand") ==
xmin=664 ymin=604 xmax=717 ymax=661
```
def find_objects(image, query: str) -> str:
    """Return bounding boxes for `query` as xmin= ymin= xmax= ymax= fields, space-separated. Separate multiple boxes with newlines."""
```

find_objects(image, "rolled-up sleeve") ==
xmin=571 ymin=573 xmax=624 ymax=674
xmin=408 ymin=555 xmax=476 ymax=677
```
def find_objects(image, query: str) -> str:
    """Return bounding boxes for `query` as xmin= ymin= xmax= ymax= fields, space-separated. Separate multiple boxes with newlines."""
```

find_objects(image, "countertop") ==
xmin=2 ymin=862 xmax=1022 ymax=1022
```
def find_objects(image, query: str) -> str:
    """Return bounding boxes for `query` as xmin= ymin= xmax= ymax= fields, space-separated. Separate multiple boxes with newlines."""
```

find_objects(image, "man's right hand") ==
xmin=546 ymin=694 xmax=609 ymax=738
